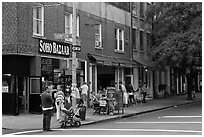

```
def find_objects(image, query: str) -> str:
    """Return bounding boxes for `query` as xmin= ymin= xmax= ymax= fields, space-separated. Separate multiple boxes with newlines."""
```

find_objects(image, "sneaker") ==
xmin=46 ymin=129 xmax=53 ymax=132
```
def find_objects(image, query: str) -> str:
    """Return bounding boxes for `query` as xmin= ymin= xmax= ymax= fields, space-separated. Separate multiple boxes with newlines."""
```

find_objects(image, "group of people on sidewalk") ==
xmin=40 ymin=82 xmax=89 ymax=131
xmin=120 ymin=82 xmax=148 ymax=107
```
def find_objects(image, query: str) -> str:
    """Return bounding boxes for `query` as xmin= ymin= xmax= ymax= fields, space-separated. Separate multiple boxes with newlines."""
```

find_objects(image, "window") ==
xmin=140 ymin=30 xmax=144 ymax=51
xmin=147 ymin=33 xmax=151 ymax=53
xmin=132 ymin=28 xmax=137 ymax=49
xmin=132 ymin=3 xmax=138 ymax=16
xmin=33 ymin=5 xmax=44 ymax=36
xmin=30 ymin=78 xmax=41 ymax=94
xmin=65 ymin=13 xmax=80 ymax=41
xmin=95 ymin=24 xmax=102 ymax=48
xmin=140 ymin=2 xmax=145 ymax=19
xmin=115 ymin=28 xmax=124 ymax=52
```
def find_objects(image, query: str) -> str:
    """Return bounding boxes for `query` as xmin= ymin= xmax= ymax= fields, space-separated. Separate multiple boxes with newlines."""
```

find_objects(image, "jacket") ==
xmin=41 ymin=91 xmax=54 ymax=110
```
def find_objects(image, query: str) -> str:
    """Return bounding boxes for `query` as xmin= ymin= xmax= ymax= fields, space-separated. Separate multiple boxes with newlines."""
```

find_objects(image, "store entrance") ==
xmin=18 ymin=76 xmax=28 ymax=114
xmin=97 ymin=66 xmax=115 ymax=90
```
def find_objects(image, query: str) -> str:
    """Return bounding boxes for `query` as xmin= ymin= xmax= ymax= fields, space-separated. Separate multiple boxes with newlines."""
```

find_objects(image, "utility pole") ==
xmin=72 ymin=2 xmax=77 ymax=86
xmin=72 ymin=2 xmax=77 ymax=108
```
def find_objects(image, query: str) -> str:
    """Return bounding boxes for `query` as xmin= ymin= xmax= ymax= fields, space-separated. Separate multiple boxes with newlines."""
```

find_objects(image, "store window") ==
xmin=95 ymin=24 xmax=102 ymax=48
xmin=119 ymin=68 xmax=123 ymax=83
xmin=30 ymin=78 xmax=41 ymax=94
xmin=2 ymin=74 xmax=12 ymax=93
xmin=33 ymin=5 xmax=44 ymax=36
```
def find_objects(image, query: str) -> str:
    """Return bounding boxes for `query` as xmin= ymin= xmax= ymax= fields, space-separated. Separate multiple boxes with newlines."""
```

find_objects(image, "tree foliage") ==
xmin=146 ymin=2 xmax=202 ymax=72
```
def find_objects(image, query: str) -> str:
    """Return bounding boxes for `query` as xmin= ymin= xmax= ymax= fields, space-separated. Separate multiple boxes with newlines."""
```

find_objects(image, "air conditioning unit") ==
xmin=95 ymin=41 xmax=100 ymax=47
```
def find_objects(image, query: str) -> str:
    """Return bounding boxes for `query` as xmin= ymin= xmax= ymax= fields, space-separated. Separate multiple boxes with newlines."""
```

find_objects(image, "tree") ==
xmin=146 ymin=2 xmax=202 ymax=99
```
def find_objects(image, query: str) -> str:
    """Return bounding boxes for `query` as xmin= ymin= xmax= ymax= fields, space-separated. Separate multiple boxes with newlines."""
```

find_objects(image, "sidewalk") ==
xmin=2 ymin=93 xmax=202 ymax=130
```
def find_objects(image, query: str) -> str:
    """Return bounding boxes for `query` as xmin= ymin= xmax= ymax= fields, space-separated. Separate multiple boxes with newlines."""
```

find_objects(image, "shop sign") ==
xmin=2 ymin=86 xmax=9 ymax=93
xmin=39 ymin=39 xmax=71 ymax=56
xmin=107 ymin=87 xmax=116 ymax=101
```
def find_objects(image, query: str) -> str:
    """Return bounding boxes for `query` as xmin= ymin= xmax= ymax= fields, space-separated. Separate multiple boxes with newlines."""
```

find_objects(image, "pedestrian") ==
xmin=126 ymin=83 xmax=134 ymax=105
xmin=80 ymin=82 xmax=89 ymax=106
xmin=40 ymin=86 xmax=54 ymax=131
xmin=50 ymin=85 xmax=57 ymax=112
xmin=142 ymin=83 xmax=147 ymax=103
xmin=199 ymin=80 xmax=202 ymax=92
xmin=119 ymin=82 xmax=128 ymax=107
xmin=71 ymin=83 xmax=80 ymax=109
xmin=55 ymin=85 xmax=65 ymax=122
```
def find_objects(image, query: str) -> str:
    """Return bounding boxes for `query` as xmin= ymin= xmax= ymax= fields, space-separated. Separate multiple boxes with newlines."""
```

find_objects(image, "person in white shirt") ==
xmin=80 ymin=82 xmax=89 ymax=106
xmin=119 ymin=82 xmax=128 ymax=107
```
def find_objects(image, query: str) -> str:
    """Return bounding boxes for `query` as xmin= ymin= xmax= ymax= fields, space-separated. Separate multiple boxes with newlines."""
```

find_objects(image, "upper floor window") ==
xmin=33 ymin=5 xmax=44 ymax=36
xmin=140 ymin=2 xmax=145 ymax=19
xmin=147 ymin=32 xmax=151 ymax=53
xmin=95 ymin=24 xmax=102 ymax=48
xmin=132 ymin=3 xmax=138 ymax=16
xmin=65 ymin=13 xmax=79 ymax=41
xmin=140 ymin=30 xmax=144 ymax=51
xmin=115 ymin=28 xmax=124 ymax=52
xmin=132 ymin=28 xmax=137 ymax=50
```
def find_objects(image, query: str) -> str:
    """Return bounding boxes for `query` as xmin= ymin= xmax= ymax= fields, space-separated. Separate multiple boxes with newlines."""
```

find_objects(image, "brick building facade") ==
xmin=2 ymin=2 xmax=157 ymax=115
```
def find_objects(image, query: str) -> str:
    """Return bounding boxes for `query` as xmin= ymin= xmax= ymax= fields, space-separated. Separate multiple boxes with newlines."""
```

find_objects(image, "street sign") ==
xmin=72 ymin=45 xmax=81 ymax=52
xmin=54 ymin=33 xmax=72 ymax=39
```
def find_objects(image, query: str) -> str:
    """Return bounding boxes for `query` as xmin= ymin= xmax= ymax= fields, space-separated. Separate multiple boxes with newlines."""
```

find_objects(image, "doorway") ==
xmin=18 ymin=76 xmax=28 ymax=113
xmin=97 ymin=66 xmax=115 ymax=90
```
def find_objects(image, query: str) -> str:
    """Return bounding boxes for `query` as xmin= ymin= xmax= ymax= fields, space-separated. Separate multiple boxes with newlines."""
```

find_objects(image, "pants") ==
xmin=142 ymin=92 xmax=147 ymax=103
xmin=81 ymin=94 xmax=87 ymax=106
xmin=43 ymin=109 xmax=52 ymax=130
xmin=55 ymin=101 xmax=64 ymax=121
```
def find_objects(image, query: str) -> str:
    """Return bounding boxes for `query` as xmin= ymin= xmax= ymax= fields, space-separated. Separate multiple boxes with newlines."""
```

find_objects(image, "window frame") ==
xmin=115 ymin=28 xmax=125 ymax=52
xmin=95 ymin=24 xmax=102 ymax=48
xmin=146 ymin=32 xmax=151 ymax=53
xmin=140 ymin=29 xmax=144 ymax=51
xmin=33 ymin=5 xmax=44 ymax=36
xmin=65 ymin=13 xmax=80 ymax=42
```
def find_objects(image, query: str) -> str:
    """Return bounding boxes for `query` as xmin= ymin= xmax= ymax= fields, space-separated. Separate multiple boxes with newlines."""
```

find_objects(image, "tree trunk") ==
xmin=186 ymin=69 xmax=193 ymax=100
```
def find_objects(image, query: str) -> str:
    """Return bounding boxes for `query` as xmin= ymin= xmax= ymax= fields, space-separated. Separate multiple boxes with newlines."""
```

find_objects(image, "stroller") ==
xmin=60 ymin=99 xmax=82 ymax=128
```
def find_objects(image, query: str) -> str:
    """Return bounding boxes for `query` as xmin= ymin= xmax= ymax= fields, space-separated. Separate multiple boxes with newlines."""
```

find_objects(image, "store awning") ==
xmin=133 ymin=59 xmax=155 ymax=68
xmin=88 ymin=53 xmax=118 ymax=66
xmin=115 ymin=58 xmax=141 ymax=68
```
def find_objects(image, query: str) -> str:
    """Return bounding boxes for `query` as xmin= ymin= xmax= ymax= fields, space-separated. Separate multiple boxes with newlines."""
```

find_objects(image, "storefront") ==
xmin=88 ymin=53 xmax=139 ymax=103
xmin=2 ymin=55 xmax=30 ymax=115
xmin=2 ymin=38 xmax=88 ymax=115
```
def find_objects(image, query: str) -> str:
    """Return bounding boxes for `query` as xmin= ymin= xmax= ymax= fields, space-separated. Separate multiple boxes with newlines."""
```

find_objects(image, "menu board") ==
xmin=41 ymin=58 xmax=53 ymax=75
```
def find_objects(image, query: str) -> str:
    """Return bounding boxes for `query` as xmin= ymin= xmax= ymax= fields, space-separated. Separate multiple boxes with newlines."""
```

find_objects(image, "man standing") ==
xmin=80 ymin=82 xmax=89 ymax=106
xmin=142 ymin=83 xmax=147 ymax=103
xmin=41 ymin=86 xmax=54 ymax=131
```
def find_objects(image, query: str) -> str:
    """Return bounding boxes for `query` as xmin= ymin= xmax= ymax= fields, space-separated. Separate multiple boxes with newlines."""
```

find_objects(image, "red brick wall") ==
xmin=3 ymin=2 xmax=132 ymax=60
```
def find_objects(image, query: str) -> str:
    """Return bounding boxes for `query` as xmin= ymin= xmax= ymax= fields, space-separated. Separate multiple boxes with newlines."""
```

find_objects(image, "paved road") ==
xmin=6 ymin=100 xmax=202 ymax=135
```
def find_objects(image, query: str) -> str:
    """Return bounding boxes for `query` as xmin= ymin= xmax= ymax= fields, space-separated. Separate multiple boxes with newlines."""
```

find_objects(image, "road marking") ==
xmin=55 ymin=128 xmax=202 ymax=133
xmin=115 ymin=122 xmax=202 ymax=124
xmin=5 ymin=128 xmax=202 ymax=135
xmin=160 ymin=116 xmax=202 ymax=118
xmin=5 ymin=129 xmax=43 ymax=135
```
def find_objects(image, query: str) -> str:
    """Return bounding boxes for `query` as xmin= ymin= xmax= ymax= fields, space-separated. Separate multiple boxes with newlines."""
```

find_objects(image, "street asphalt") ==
xmin=2 ymin=92 xmax=202 ymax=133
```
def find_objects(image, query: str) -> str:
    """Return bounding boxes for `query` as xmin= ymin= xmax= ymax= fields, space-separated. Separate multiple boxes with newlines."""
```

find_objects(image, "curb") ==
xmin=2 ymin=100 xmax=197 ymax=131
xmin=81 ymin=100 xmax=196 ymax=126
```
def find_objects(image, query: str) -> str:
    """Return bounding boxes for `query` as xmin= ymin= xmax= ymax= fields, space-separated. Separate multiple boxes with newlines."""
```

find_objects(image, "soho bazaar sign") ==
xmin=39 ymin=39 xmax=71 ymax=56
